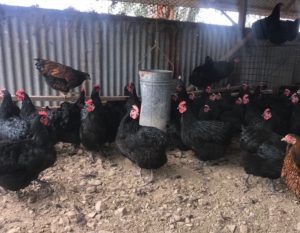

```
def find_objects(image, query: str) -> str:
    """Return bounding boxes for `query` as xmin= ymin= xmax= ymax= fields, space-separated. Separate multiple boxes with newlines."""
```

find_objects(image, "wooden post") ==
xmin=238 ymin=0 xmax=248 ymax=36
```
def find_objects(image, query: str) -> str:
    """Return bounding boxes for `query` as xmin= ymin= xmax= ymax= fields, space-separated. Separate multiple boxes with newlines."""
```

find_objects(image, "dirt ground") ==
xmin=0 ymin=137 xmax=300 ymax=233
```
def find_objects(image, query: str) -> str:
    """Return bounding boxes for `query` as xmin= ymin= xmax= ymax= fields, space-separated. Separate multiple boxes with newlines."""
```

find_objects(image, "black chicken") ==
xmin=189 ymin=56 xmax=239 ymax=88
xmin=80 ymin=85 xmax=109 ymax=161
xmin=15 ymin=89 xmax=37 ymax=122
xmin=252 ymin=3 xmax=282 ymax=40
xmin=34 ymin=58 xmax=90 ymax=94
xmin=0 ymin=112 xmax=56 ymax=192
xmin=240 ymin=124 xmax=286 ymax=191
xmin=0 ymin=90 xmax=29 ymax=141
xmin=116 ymin=104 xmax=168 ymax=183
xmin=46 ymin=89 xmax=85 ymax=152
xmin=178 ymin=101 xmax=232 ymax=161
xmin=0 ymin=89 xmax=20 ymax=119
xmin=252 ymin=3 xmax=299 ymax=45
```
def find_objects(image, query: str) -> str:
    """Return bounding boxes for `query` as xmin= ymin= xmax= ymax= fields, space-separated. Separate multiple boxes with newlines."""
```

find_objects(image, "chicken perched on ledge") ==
xmin=281 ymin=134 xmax=300 ymax=198
xmin=34 ymin=58 xmax=90 ymax=95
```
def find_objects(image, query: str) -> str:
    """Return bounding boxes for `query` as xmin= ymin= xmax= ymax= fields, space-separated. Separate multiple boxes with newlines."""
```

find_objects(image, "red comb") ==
xmin=85 ymin=99 xmax=93 ymax=105
xmin=38 ymin=111 xmax=48 ymax=117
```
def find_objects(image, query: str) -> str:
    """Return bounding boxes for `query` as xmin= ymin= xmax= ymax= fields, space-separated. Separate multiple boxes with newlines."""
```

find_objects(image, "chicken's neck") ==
xmin=21 ymin=96 xmax=36 ymax=118
xmin=0 ymin=95 xmax=15 ymax=119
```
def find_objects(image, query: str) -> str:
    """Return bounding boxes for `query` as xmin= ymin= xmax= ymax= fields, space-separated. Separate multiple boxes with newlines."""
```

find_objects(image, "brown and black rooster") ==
xmin=34 ymin=58 xmax=90 ymax=95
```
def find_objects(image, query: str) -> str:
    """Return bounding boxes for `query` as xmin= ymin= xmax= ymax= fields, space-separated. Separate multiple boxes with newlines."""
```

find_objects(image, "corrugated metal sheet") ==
xmin=0 ymin=4 xmax=241 ymax=103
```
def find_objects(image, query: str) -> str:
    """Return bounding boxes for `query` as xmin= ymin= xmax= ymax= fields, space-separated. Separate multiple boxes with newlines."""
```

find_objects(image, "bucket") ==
xmin=139 ymin=69 xmax=173 ymax=131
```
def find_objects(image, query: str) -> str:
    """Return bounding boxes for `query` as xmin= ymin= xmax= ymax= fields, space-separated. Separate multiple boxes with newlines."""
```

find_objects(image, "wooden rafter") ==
xmin=220 ymin=10 xmax=237 ymax=25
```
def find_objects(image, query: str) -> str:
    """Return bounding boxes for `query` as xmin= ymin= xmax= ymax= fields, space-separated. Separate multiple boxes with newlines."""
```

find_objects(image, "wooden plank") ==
xmin=0 ymin=95 xmax=129 ymax=102
xmin=238 ymin=0 xmax=248 ymax=36
xmin=220 ymin=10 xmax=237 ymax=25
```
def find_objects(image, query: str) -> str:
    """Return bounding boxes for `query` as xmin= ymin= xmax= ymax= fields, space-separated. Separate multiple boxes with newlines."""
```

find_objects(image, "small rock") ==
xmin=77 ymin=149 xmax=83 ymax=155
xmin=66 ymin=211 xmax=76 ymax=219
xmin=88 ymin=180 xmax=102 ymax=186
xmin=240 ymin=225 xmax=248 ymax=233
xmin=186 ymin=223 xmax=193 ymax=227
xmin=88 ymin=212 xmax=97 ymax=218
xmin=58 ymin=217 xmax=64 ymax=225
xmin=7 ymin=227 xmax=21 ymax=233
xmin=170 ymin=224 xmax=175 ymax=229
xmin=297 ymin=222 xmax=300 ymax=231
xmin=64 ymin=225 xmax=73 ymax=232
xmin=79 ymin=180 xmax=86 ymax=186
xmin=87 ymin=186 xmax=97 ymax=193
xmin=95 ymin=201 xmax=107 ymax=212
xmin=87 ymin=220 xmax=96 ymax=229
xmin=173 ymin=214 xmax=182 ymax=222
xmin=108 ymin=170 xmax=116 ymax=176
xmin=115 ymin=207 xmax=127 ymax=216
xmin=226 ymin=224 xmax=236 ymax=233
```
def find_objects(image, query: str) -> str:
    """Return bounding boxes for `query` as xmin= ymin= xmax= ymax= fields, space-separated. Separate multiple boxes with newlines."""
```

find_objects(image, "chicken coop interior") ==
xmin=1 ymin=0 xmax=300 ymax=232
xmin=0 ymin=0 xmax=299 ymax=101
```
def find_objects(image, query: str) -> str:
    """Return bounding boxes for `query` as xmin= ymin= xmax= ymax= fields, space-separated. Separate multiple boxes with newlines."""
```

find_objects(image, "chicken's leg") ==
xmin=0 ymin=187 xmax=7 ymax=195
xmin=244 ymin=174 xmax=251 ymax=192
xmin=269 ymin=179 xmax=276 ymax=192
xmin=88 ymin=151 xmax=96 ymax=163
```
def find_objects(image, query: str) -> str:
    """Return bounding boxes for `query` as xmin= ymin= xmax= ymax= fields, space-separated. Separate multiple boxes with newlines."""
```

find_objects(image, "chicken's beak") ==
xmin=281 ymin=137 xmax=286 ymax=142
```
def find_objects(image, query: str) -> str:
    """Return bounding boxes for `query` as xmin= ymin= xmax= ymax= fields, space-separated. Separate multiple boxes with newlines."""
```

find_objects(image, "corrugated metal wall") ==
xmin=1 ymin=4 xmax=298 ymax=103
xmin=0 ymin=4 xmax=241 ymax=101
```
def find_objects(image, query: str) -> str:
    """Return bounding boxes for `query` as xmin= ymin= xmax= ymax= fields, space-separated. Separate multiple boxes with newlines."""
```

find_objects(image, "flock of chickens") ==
xmin=0 ymin=1 xmax=299 ymax=200
xmin=0 ymin=57 xmax=300 ymax=201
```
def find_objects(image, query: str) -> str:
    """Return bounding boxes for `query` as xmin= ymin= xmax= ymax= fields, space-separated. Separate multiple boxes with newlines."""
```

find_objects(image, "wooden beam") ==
xmin=284 ymin=0 xmax=296 ymax=11
xmin=220 ymin=10 xmax=237 ymax=25
xmin=238 ymin=0 xmax=248 ymax=35
xmin=0 ymin=95 xmax=129 ymax=103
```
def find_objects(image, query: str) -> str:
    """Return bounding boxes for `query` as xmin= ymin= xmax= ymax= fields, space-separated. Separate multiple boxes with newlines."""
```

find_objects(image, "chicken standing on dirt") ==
xmin=281 ymin=134 xmax=300 ymax=198
xmin=0 ymin=112 xmax=56 ymax=193
xmin=240 ymin=124 xmax=285 ymax=191
xmin=178 ymin=101 xmax=232 ymax=162
xmin=80 ymin=85 xmax=108 ymax=162
xmin=34 ymin=58 xmax=90 ymax=95
xmin=46 ymin=89 xmax=85 ymax=153
xmin=116 ymin=104 xmax=168 ymax=183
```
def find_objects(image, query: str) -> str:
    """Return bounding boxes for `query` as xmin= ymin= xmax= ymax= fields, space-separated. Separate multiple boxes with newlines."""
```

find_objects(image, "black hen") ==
xmin=0 ymin=90 xmax=29 ymax=141
xmin=252 ymin=3 xmax=282 ymax=40
xmin=15 ymin=89 xmax=37 ymax=123
xmin=47 ymin=89 xmax=85 ymax=148
xmin=189 ymin=56 xmax=239 ymax=88
xmin=80 ymin=85 xmax=108 ymax=160
xmin=0 ymin=89 xmax=20 ymax=119
xmin=178 ymin=101 xmax=232 ymax=161
xmin=116 ymin=104 xmax=168 ymax=181
xmin=240 ymin=125 xmax=285 ymax=185
xmin=0 ymin=112 xmax=56 ymax=191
